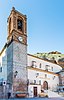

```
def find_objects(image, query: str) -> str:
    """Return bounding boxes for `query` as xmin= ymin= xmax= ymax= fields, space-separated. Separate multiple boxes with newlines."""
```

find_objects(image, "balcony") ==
xmin=28 ymin=80 xmax=41 ymax=85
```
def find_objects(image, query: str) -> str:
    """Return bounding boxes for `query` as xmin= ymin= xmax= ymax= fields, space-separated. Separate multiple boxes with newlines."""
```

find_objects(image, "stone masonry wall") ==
xmin=13 ymin=41 xmax=27 ymax=93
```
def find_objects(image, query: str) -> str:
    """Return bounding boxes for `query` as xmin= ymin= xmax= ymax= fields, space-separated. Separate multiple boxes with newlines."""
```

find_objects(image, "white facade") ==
xmin=28 ymin=68 xmax=59 ymax=97
xmin=27 ymin=54 xmax=62 ymax=97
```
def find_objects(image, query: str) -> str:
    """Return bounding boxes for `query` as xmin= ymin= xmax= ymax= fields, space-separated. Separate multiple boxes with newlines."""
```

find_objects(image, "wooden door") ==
xmin=43 ymin=81 xmax=48 ymax=90
xmin=33 ymin=87 xmax=37 ymax=97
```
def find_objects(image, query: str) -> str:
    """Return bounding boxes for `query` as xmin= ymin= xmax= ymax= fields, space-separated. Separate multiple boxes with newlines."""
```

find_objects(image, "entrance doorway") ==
xmin=33 ymin=87 xmax=37 ymax=97
xmin=43 ymin=81 xmax=48 ymax=90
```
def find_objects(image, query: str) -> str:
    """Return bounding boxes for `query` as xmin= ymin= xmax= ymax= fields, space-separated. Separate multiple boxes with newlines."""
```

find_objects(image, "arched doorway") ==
xmin=43 ymin=81 xmax=48 ymax=90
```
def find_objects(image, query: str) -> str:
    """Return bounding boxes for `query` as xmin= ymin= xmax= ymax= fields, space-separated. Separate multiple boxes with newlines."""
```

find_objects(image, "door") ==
xmin=43 ymin=81 xmax=48 ymax=90
xmin=33 ymin=87 xmax=37 ymax=97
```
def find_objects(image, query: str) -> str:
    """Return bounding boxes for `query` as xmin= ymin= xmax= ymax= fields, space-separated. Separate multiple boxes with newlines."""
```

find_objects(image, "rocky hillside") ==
xmin=34 ymin=51 xmax=64 ymax=68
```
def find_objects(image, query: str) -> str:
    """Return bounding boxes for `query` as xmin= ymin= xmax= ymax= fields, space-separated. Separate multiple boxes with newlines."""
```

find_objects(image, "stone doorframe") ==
xmin=43 ymin=81 xmax=48 ymax=90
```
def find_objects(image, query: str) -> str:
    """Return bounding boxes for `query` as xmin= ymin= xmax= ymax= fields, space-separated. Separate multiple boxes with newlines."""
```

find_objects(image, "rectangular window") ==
xmin=39 ymin=80 xmax=41 ymax=85
xmin=45 ymin=65 xmax=49 ymax=71
xmin=0 ymin=67 xmax=2 ymax=72
xmin=45 ymin=74 xmax=47 ymax=78
xmin=17 ymin=19 xmax=23 ymax=31
xmin=36 ymin=73 xmax=39 ymax=76
xmin=39 ymin=63 xmax=42 ymax=68
xmin=51 ymin=67 xmax=53 ymax=71
xmin=34 ymin=80 xmax=36 ymax=84
xmin=32 ymin=61 xmax=36 ymax=67
xmin=36 ymin=73 xmax=39 ymax=78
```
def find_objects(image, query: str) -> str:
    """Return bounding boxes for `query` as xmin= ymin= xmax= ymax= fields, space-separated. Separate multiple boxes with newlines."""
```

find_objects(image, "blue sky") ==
xmin=0 ymin=0 xmax=64 ymax=54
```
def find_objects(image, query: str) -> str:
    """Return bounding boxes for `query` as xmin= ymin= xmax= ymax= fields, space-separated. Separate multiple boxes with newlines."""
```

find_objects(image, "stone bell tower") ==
xmin=7 ymin=7 xmax=28 ymax=96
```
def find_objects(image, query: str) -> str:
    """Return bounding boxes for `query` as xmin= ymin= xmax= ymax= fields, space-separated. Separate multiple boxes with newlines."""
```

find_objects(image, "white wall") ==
xmin=28 ymin=68 xmax=59 ymax=92
xmin=27 ymin=54 xmax=62 ymax=73
xmin=0 ymin=48 xmax=7 ymax=81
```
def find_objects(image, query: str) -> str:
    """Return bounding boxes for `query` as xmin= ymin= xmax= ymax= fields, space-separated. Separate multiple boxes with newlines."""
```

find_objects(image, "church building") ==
xmin=0 ymin=7 xmax=63 ymax=98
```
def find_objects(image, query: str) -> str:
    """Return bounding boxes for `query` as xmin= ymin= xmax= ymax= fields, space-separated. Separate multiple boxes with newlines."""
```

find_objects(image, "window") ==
xmin=17 ymin=19 xmax=23 ymax=31
xmin=51 ymin=67 xmax=53 ymax=71
xmin=36 ymin=73 xmax=39 ymax=76
xmin=45 ymin=74 xmax=47 ymax=78
xmin=39 ymin=80 xmax=41 ymax=85
xmin=0 ymin=67 xmax=2 ymax=72
xmin=32 ymin=61 xmax=36 ymax=67
xmin=39 ymin=63 xmax=42 ymax=68
xmin=45 ymin=65 xmax=49 ymax=71
xmin=34 ymin=80 xmax=36 ymax=84
xmin=36 ymin=73 xmax=39 ymax=77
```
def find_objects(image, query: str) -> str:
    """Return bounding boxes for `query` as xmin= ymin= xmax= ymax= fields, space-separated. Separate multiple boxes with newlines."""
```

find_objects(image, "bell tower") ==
xmin=7 ymin=7 xmax=28 ymax=96
xmin=7 ymin=7 xmax=27 ymax=45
